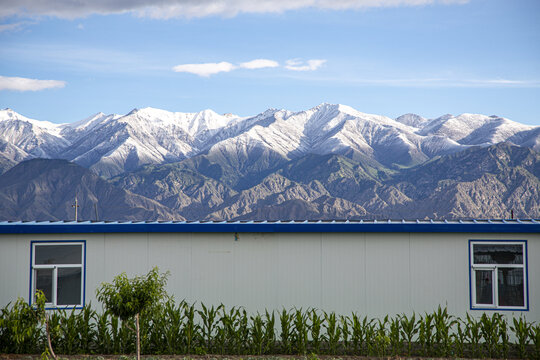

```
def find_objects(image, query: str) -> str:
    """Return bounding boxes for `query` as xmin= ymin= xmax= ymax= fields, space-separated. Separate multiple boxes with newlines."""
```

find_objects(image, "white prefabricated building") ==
xmin=0 ymin=220 xmax=538 ymax=321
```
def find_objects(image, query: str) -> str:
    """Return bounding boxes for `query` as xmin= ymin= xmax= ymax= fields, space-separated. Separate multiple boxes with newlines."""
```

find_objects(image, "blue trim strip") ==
xmin=83 ymin=240 xmax=86 ymax=309
xmin=525 ymin=240 xmax=530 ymax=312
xmin=468 ymin=240 xmax=472 ymax=311
xmin=3 ymin=222 xmax=540 ymax=234
xmin=28 ymin=242 xmax=34 ymax=306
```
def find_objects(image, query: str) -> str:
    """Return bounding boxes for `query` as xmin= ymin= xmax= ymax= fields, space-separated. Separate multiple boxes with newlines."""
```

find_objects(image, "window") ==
xmin=30 ymin=241 xmax=85 ymax=308
xmin=469 ymin=240 xmax=528 ymax=310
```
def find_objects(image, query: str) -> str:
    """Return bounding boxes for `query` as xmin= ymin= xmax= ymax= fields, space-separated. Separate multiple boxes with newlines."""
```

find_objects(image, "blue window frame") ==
xmin=29 ymin=240 xmax=86 ymax=309
xmin=469 ymin=240 xmax=528 ymax=311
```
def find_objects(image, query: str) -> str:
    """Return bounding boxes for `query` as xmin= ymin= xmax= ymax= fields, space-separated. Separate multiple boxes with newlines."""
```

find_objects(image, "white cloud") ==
xmin=285 ymin=59 xmax=326 ymax=71
xmin=173 ymin=58 xmax=327 ymax=77
xmin=0 ymin=0 xmax=470 ymax=19
xmin=299 ymin=75 xmax=540 ymax=88
xmin=173 ymin=62 xmax=237 ymax=77
xmin=0 ymin=21 xmax=33 ymax=32
xmin=0 ymin=75 xmax=66 ymax=91
xmin=239 ymin=59 xmax=279 ymax=69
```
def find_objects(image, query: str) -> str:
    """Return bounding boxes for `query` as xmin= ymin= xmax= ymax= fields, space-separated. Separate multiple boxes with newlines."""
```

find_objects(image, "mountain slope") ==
xmin=389 ymin=143 xmax=540 ymax=218
xmin=0 ymin=144 xmax=538 ymax=221
xmin=0 ymin=159 xmax=184 ymax=221
xmin=111 ymin=163 xmax=238 ymax=219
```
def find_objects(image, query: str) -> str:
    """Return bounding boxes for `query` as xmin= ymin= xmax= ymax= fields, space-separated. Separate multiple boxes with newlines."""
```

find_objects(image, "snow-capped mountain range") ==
xmin=1 ymin=104 xmax=538 ymax=177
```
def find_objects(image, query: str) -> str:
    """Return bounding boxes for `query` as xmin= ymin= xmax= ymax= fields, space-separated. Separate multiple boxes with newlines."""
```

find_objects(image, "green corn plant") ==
xmin=219 ymin=306 xmax=248 ymax=354
xmin=263 ymin=310 xmax=276 ymax=354
xmin=120 ymin=318 xmax=136 ymax=354
xmin=161 ymin=300 xmax=186 ymax=354
xmin=433 ymin=306 xmax=455 ymax=357
xmin=350 ymin=313 xmax=362 ymax=354
xmin=498 ymin=315 xmax=509 ymax=359
xmin=451 ymin=318 xmax=467 ymax=358
xmin=418 ymin=312 xmax=434 ymax=356
xmin=479 ymin=313 xmax=502 ymax=358
xmin=56 ymin=308 xmax=76 ymax=354
xmin=340 ymin=315 xmax=351 ymax=354
xmin=198 ymin=303 xmax=223 ymax=353
xmin=279 ymin=308 xmax=293 ymax=354
xmin=182 ymin=302 xmax=198 ymax=354
xmin=511 ymin=316 xmax=531 ymax=359
xmin=48 ymin=310 xmax=63 ymax=347
xmin=292 ymin=308 xmax=309 ymax=354
xmin=237 ymin=308 xmax=250 ymax=354
xmin=373 ymin=315 xmax=389 ymax=357
xmin=218 ymin=306 xmax=239 ymax=354
xmin=388 ymin=315 xmax=403 ymax=356
xmin=309 ymin=309 xmax=324 ymax=354
xmin=364 ymin=317 xmax=377 ymax=356
xmin=0 ymin=298 xmax=42 ymax=354
xmin=399 ymin=312 xmax=417 ymax=356
xmin=250 ymin=313 xmax=265 ymax=355
xmin=214 ymin=325 xmax=226 ymax=354
xmin=95 ymin=309 xmax=113 ymax=354
xmin=531 ymin=323 xmax=540 ymax=360
xmin=351 ymin=313 xmax=372 ymax=355
xmin=78 ymin=305 xmax=97 ymax=353
xmin=139 ymin=300 xmax=165 ymax=354
xmin=465 ymin=313 xmax=482 ymax=359
xmin=324 ymin=311 xmax=342 ymax=355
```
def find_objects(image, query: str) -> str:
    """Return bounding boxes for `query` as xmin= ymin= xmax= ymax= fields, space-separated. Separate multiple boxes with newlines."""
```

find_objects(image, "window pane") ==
xmin=35 ymin=245 xmax=82 ymax=265
xmin=475 ymin=270 xmax=493 ymax=305
xmin=57 ymin=268 xmax=82 ymax=306
xmin=473 ymin=244 xmax=523 ymax=264
xmin=35 ymin=269 xmax=53 ymax=303
xmin=498 ymin=268 xmax=525 ymax=307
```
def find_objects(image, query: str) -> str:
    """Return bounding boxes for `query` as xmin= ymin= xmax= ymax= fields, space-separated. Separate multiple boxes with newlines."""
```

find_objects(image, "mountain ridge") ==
xmin=1 ymin=143 xmax=538 ymax=221
xmin=1 ymin=104 xmax=538 ymax=178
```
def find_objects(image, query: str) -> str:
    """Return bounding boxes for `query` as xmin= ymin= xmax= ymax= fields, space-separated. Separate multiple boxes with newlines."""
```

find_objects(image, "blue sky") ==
xmin=0 ymin=0 xmax=539 ymax=125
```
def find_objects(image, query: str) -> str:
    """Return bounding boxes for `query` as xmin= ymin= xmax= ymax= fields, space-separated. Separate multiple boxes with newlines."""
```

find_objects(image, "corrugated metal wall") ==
xmin=0 ymin=231 xmax=538 ymax=320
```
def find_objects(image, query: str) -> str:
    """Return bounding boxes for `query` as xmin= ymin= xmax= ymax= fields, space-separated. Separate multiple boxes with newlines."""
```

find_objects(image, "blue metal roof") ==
xmin=0 ymin=219 xmax=539 ymax=234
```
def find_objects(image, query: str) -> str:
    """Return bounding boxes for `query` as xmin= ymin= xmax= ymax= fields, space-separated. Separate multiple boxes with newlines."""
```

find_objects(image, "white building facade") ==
xmin=0 ymin=220 xmax=538 ymax=320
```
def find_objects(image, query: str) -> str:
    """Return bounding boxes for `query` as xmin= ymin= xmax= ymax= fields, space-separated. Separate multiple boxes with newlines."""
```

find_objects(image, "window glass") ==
xmin=473 ymin=244 xmax=523 ymax=264
xmin=57 ymin=268 xmax=82 ymax=306
xmin=35 ymin=245 xmax=82 ymax=265
xmin=475 ymin=270 xmax=493 ymax=305
xmin=498 ymin=267 xmax=524 ymax=307
xmin=35 ymin=268 xmax=53 ymax=303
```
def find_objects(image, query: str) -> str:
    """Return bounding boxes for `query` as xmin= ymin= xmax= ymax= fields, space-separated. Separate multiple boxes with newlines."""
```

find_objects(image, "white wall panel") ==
xmin=409 ymin=233 xmax=466 ymax=316
xmin=365 ymin=233 xmax=410 ymax=317
xmin=274 ymin=233 xmax=321 ymax=310
xmin=147 ymin=232 xmax=192 ymax=303
xmin=0 ymin=236 xmax=26 ymax=306
xmin=321 ymin=232 xmax=366 ymax=314
xmin=190 ymin=233 xmax=235 ymax=306
xmin=0 ymin=231 xmax=538 ymax=322
xmin=231 ymin=232 xmax=280 ymax=312
xmin=103 ymin=233 xmax=150 ymax=278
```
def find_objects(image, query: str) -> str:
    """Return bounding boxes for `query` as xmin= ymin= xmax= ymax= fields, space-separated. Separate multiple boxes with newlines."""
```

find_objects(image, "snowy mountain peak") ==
xmin=66 ymin=112 xmax=110 ymax=130
xmin=0 ymin=108 xmax=26 ymax=121
xmin=395 ymin=113 xmax=428 ymax=128
xmin=0 ymin=108 xmax=64 ymax=131
xmin=0 ymin=105 xmax=538 ymax=178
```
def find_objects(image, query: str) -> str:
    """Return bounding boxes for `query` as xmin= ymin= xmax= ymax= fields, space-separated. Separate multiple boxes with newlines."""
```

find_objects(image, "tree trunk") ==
xmin=136 ymin=313 xmax=140 ymax=360
xmin=45 ymin=312 xmax=58 ymax=360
